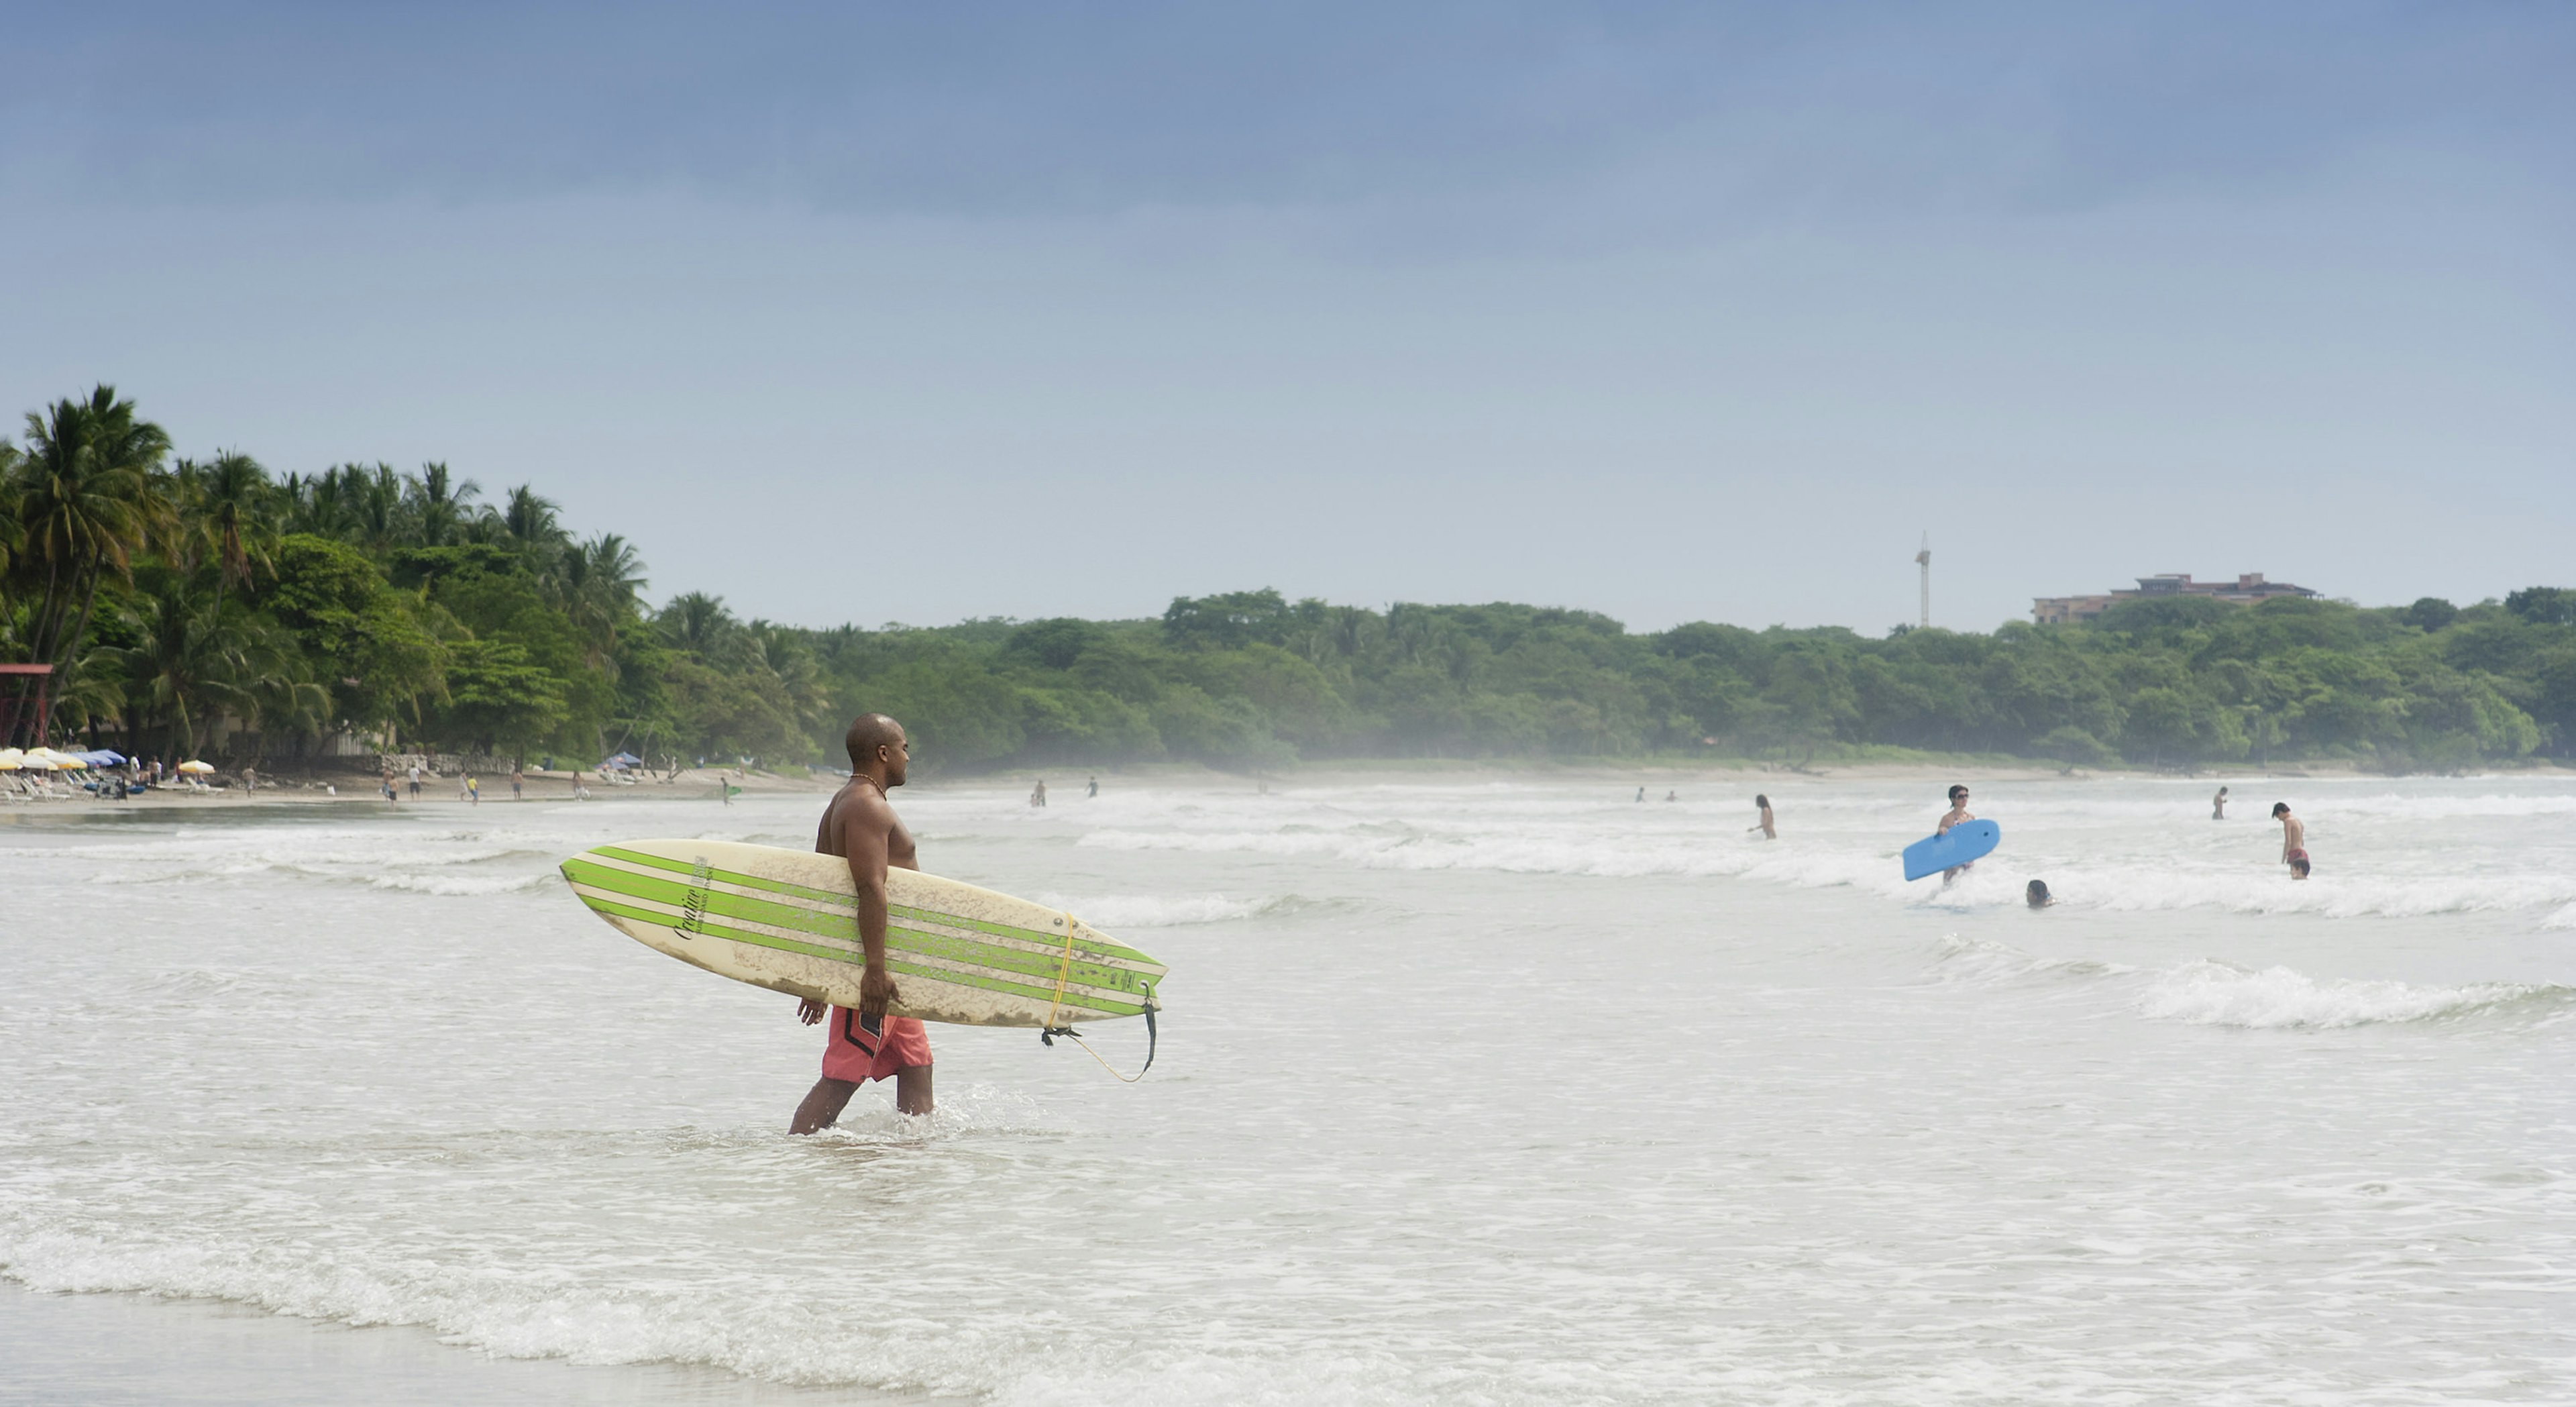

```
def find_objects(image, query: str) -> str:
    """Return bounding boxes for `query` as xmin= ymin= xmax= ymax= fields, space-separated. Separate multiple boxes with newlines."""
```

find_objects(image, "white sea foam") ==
xmin=360 ymin=870 xmax=559 ymax=896
xmin=2137 ymin=960 xmax=2565 ymax=1029
xmin=1076 ymin=818 xmax=2576 ymax=923
xmin=1929 ymin=934 xmax=2131 ymax=985
xmin=1034 ymin=892 xmax=1303 ymax=927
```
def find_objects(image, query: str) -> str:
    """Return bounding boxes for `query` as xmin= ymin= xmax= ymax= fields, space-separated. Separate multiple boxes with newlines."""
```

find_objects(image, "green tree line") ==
xmin=5 ymin=387 xmax=2572 ymax=772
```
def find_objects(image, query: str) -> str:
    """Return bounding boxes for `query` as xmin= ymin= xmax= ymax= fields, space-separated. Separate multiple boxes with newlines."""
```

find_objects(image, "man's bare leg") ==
xmin=894 ymin=1065 xmax=933 ymax=1116
xmin=790 ymin=1077 xmax=858 ymax=1135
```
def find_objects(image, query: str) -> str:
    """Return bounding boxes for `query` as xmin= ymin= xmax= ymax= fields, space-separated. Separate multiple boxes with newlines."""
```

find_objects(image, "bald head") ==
xmin=845 ymin=713 xmax=908 ymax=778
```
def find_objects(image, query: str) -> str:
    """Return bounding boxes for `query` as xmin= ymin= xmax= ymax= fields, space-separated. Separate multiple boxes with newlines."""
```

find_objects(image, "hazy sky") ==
xmin=6 ymin=2 xmax=2570 ymax=633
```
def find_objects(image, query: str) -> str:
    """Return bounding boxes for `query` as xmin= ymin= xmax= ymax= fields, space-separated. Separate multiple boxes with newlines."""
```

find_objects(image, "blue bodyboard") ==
xmin=1902 ymin=820 xmax=2000 ymax=881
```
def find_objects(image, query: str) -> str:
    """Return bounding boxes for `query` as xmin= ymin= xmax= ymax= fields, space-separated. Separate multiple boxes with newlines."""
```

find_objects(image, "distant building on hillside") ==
xmin=2033 ymin=573 xmax=2318 ymax=625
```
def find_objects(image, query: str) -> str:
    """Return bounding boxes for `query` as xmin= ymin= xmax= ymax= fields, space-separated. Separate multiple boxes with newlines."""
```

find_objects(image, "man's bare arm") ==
xmin=839 ymin=790 xmax=900 ymax=1017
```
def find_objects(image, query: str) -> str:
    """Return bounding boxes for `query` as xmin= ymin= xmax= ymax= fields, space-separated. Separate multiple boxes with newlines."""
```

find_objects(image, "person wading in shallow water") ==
xmin=2274 ymin=802 xmax=2308 ymax=879
xmin=790 ymin=714 xmax=934 ymax=1130
xmin=1938 ymin=784 xmax=1978 ymax=882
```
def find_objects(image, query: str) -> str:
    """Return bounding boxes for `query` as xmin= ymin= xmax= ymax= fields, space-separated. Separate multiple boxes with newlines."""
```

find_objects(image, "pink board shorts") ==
xmin=821 ymin=1007 xmax=932 ymax=1084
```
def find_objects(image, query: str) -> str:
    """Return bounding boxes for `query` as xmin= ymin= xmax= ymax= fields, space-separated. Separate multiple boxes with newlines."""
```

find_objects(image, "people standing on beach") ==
xmin=2273 ymin=802 xmax=2307 ymax=876
xmin=242 ymin=766 xmax=258 ymax=794
xmin=792 ymin=713 xmax=933 ymax=1130
xmin=2212 ymin=786 xmax=2229 ymax=820
xmin=511 ymin=768 xmax=524 ymax=800
xmin=467 ymin=776 xmax=480 ymax=805
xmin=408 ymin=764 xmax=421 ymax=800
xmin=1938 ymin=784 xmax=1977 ymax=881
xmin=1030 ymin=779 xmax=1048 ymax=808
xmin=1748 ymin=794 xmax=1776 ymax=839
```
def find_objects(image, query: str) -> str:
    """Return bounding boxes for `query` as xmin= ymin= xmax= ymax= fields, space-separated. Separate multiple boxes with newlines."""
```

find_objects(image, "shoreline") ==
xmin=6 ymin=753 xmax=2566 ymax=813
xmin=0 ymin=765 xmax=840 ymax=811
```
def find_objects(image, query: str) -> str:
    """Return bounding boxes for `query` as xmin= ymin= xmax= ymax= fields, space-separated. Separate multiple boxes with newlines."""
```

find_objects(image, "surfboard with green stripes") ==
xmin=559 ymin=839 xmax=1165 ymax=1027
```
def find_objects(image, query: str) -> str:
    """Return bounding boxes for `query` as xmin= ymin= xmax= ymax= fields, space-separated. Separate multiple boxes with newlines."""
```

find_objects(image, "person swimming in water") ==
xmin=2212 ymin=786 xmax=2229 ymax=821
xmin=1748 ymin=794 xmax=1775 ymax=839
xmin=2026 ymin=879 xmax=2054 ymax=908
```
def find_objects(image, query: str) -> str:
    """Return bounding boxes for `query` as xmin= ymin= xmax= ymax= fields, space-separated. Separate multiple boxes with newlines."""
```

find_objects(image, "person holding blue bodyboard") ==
xmin=1902 ymin=783 xmax=2001 ymax=882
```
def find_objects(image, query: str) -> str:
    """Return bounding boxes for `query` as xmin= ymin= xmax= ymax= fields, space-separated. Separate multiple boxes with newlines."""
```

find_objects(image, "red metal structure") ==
xmin=0 ymin=664 xmax=55 ymax=749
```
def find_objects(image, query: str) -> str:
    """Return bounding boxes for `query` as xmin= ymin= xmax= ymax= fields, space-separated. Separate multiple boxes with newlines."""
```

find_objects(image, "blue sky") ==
xmin=5 ymin=1 xmax=2570 ymax=632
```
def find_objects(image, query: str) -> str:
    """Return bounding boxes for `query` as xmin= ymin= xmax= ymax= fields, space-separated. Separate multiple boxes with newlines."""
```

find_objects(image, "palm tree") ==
xmin=191 ymin=450 xmax=275 ymax=619
xmin=578 ymin=533 xmax=647 ymax=611
xmin=348 ymin=464 xmax=404 ymax=554
xmin=407 ymin=462 xmax=480 ymax=548
xmin=15 ymin=387 xmax=172 ymax=692
xmin=101 ymin=574 xmax=260 ymax=759
xmin=556 ymin=533 xmax=648 ymax=672
xmin=502 ymin=484 xmax=565 ymax=548
xmin=0 ymin=438 xmax=23 ymax=597
xmin=659 ymin=592 xmax=737 ymax=656
xmin=282 ymin=468 xmax=352 ymax=539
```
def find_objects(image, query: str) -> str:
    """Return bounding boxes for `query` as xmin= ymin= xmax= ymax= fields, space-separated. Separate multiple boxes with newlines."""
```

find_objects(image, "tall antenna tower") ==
xmin=1914 ymin=533 xmax=1931 ymax=629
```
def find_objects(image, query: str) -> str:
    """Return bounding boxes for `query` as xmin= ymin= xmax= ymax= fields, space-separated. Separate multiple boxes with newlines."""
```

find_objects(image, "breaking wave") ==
xmin=2136 ymin=961 xmax=2571 ymax=1030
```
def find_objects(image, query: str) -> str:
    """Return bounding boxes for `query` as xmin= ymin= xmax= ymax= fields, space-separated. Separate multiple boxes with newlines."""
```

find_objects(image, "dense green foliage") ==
xmin=5 ymin=387 xmax=2571 ymax=772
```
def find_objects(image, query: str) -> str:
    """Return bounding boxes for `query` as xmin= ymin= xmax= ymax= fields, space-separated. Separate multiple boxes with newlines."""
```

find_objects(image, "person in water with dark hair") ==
xmin=2212 ymin=786 xmax=2229 ymax=821
xmin=2026 ymin=879 xmax=2054 ymax=908
xmin=2273 ymin=802 xmax=2306 ymax=876
xmin=1937 ymin=784 xmax=1976 ymax=881
xmin=1748 ymin=794 xmax=1775 ymax=839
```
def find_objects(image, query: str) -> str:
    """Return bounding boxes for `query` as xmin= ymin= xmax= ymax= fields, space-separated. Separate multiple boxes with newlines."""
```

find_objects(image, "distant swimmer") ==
xmin=1087 ymin=775 xmax=1098 ymax=798
xmin=792 ymin=713 xmax=934 ymax=1130
xmin=2026 ymin=879 xmax=2054 ymax=908
xmin=1938 ymin=784 xmax=1976 ymax=880
xmin=1030 ymin=779 xmax=1048 ymax=808
xmin=1636 ymin=786 xmax=1646 ymax=803
xmin=1664 ymin=790 xmax=1678 ymax=802
xmin=2212 ymin=786 xmax=2229 ymax=821
xmin=2273 ymin=801 xmax=2306 ymax=876
xmin=1748 ymin=793 xmax=1776 ymax=839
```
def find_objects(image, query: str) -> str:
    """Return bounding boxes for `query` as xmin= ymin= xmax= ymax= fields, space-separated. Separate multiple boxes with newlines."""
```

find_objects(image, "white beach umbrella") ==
xmin=177 ymin=760 xmax=216 ymax=774
xmin=0 ymin=748 xmax=23 ymax=770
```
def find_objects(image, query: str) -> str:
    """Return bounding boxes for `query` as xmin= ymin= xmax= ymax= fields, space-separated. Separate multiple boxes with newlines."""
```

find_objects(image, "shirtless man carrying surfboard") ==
xmin=789 ymin=713 xmax=934 ymax=1131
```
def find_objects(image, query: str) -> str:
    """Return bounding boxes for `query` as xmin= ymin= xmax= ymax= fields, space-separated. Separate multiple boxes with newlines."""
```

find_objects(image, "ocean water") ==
xmin=3 ymin=772 xmax=2572 ymax=1405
